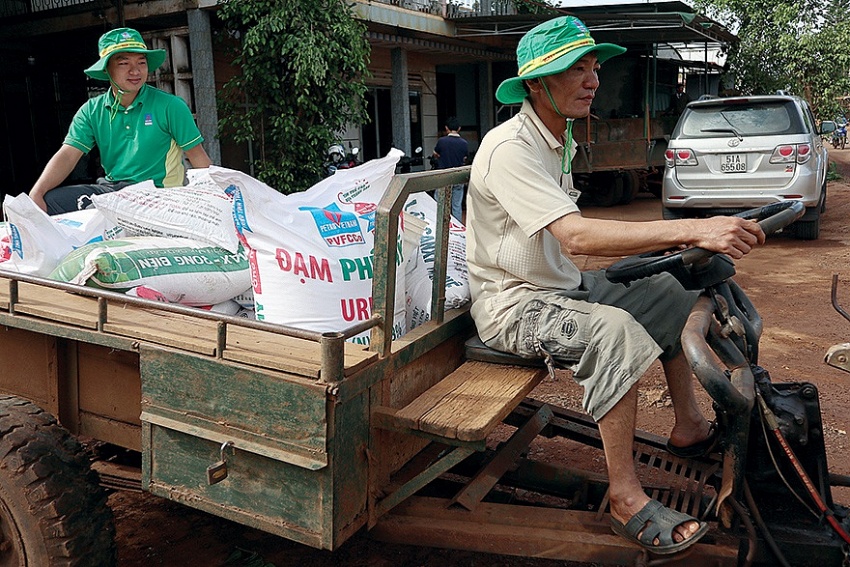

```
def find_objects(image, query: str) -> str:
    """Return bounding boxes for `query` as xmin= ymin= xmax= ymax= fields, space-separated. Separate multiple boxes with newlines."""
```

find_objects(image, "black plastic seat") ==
xmin=463 ymin=335 xmax=546 ymax=368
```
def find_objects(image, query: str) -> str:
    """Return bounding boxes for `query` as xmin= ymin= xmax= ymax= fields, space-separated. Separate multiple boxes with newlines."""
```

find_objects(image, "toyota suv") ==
xmin=661 ymin=93 xmax=830 ymax=239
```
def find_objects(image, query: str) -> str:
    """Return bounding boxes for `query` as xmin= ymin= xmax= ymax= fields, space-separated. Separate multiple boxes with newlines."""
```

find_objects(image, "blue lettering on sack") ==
xmin=360 ymin=210 xmax=376 ymax=233
xmin=299 ymin=203 xmax=364 ymax=247
xmin=9 ymin=224 xmax=21 ymax=258
xmin=228 ymin=185 xmax=251 ymax=235
xmin=56 ymin=218 xmax=83 ymax=228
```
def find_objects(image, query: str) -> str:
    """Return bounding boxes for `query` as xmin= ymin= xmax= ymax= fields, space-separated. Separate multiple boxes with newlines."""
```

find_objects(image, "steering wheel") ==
xmin=605 ymin=201 xmax=805 ymax=287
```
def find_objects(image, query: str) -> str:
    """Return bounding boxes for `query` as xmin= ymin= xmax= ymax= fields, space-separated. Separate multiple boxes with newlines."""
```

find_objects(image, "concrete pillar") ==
xmin=391 ymin=47 xmax=411 ymax=156
xmin=187 ymin=9 xmax=221 ymax=165
xmin=478 ymin=61 xmax=494 ymax=139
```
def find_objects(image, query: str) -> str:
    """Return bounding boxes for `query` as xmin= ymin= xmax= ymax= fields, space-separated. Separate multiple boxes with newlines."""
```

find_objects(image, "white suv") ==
xmin=661 ymin=93 xmax=829 ymax=239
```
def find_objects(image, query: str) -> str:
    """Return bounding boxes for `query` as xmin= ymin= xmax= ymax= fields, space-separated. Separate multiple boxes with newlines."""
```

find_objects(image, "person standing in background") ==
xmin=432 ymin=116 xmax=470 ymax=222
xmin=668 ymin=83 xmax=692 ymax=115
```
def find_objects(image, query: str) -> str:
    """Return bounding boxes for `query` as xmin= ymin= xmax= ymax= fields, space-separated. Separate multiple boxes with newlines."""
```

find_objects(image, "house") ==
xmin=0 ymin=0 xmax=734 ymax=197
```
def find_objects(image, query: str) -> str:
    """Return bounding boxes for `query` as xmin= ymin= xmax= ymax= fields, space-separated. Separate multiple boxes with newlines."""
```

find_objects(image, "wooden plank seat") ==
xmin=375 ymin=336 xmax=550 ymax=445
xmin=390 ymin=359 xmax=547 ymax=443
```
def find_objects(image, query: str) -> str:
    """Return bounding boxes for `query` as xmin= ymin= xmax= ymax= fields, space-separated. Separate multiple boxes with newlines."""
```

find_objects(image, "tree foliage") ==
xmin=216 ymin=0 xmax=371 ymax=193
xmin=696 ymin=0 xmax=850 ymax=119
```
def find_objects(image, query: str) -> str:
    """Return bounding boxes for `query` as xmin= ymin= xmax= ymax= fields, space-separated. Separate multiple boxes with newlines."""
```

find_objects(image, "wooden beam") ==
xmin=372 ymin=496 xmax=738 ymax=566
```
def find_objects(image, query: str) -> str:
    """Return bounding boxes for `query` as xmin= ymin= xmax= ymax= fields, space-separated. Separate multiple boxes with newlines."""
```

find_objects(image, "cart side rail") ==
xmin=0 ymin=269 xmax=375 ymax=383
xmin=371 ymin=166 xmax=471 ymax=358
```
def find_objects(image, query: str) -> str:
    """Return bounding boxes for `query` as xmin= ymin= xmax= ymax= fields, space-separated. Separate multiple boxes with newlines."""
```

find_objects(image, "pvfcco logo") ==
xmin=299 ymin=203 xmax=365 ymax=247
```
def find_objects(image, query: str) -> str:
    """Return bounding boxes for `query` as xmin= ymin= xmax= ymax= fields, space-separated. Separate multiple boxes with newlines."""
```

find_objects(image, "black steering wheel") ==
xmin=605 ymin=201 xmax=805 ymax=288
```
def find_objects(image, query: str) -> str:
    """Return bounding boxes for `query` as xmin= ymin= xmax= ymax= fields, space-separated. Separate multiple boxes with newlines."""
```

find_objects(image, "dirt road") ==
xmin=110 ymin=148 xmax=850 ymax=566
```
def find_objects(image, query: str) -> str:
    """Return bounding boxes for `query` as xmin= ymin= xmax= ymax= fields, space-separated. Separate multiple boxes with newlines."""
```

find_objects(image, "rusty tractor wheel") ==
xmin=0 ymin=396 xmax=116 ymax=566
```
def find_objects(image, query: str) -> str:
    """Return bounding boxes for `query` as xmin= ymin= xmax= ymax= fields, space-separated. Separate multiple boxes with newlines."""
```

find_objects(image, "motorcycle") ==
xmin=323 ymin=143 xmax=361 ymax=177
xmin=395 ymin=146 xmax=424 ymax=174
xmin=832 ymin=123 xmax=847 ymax=150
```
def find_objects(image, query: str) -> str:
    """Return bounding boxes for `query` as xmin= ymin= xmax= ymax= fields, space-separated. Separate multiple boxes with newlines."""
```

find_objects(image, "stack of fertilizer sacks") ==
xmin=0 ymin=150 xmax=468 ymax=345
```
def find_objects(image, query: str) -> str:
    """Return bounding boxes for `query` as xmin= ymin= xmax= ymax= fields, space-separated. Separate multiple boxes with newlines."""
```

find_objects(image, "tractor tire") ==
xmin=0 ymin=396 xmax=116 ymax=566
xmin=795 ymin=215 xmax=820 ymax=240
xmin=662 ymin=207 xmax=686 ymax=220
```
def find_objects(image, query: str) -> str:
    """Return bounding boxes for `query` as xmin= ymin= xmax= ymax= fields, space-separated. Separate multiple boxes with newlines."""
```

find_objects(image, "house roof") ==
xmin=360 ymin=0 xmax=735 ymax=64
xmin=449 ymin=1 xmax=736 ymax=49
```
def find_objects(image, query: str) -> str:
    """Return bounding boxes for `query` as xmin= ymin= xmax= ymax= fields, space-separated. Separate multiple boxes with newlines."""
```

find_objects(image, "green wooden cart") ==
xmin=0 ymin=170 xmax=845 ymax=567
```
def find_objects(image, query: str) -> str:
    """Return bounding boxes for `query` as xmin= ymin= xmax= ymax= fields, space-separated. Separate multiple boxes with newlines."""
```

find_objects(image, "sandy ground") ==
xmin=108 ymin=147 xmax=850 ymax=567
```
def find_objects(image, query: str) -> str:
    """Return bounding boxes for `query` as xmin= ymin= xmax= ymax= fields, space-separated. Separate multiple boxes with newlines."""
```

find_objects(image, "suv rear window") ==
xmin=674 ymin=101 xmax=804 ymax=138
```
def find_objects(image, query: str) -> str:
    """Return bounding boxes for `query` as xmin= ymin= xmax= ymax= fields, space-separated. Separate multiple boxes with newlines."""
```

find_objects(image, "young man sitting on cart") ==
xmin=465 ymin=16 xmax=765 ymax=555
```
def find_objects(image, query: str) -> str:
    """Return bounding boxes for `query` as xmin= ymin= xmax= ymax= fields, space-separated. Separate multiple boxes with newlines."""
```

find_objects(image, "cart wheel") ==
xmin=0 ymin=396 xmax=116 ymax=566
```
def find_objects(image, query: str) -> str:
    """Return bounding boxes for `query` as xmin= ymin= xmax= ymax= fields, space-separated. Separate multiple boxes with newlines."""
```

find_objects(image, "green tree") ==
xmin=216 ymin=0 xmax=371 ymax=193
xmin=696 ymin=0 xmax=850 ymax=119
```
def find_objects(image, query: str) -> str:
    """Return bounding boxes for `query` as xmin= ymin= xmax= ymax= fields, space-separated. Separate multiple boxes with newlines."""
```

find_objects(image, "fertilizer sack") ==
xmin=49 ymin=236 xmax=250 ymax=306
xmin=2 ymin=193 xmax=115 ymax=276
xmin=209 ymin=151 xmax=408 ymax=345
xmin=92 ymin=172 xmax=239 ymax=253
xmin=403 ymin=194 xmax=470 ymax=330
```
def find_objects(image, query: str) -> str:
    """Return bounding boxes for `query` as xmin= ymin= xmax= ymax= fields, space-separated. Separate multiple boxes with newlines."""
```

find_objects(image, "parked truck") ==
xmin=0 ymin=168 xmax=846 ymax=566
xmin=569 ymin=50 xmax=685 ymax=208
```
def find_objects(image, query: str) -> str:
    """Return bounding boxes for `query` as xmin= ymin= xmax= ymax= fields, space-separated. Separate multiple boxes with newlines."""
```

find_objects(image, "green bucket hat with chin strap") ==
xmin=496 ymin=16 xmax=626 ymax=105
xmin=84 ymin=28 xmax=167 ymax=82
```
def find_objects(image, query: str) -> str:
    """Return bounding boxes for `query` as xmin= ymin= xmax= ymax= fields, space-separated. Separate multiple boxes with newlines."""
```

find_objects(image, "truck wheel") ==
xmin=586 ymin=172 xmax=623 ymax=207
xmin=0 ymin=396 xmax=116 ymax=566
xmin=617 ymin=171 xmax=641 ymax=205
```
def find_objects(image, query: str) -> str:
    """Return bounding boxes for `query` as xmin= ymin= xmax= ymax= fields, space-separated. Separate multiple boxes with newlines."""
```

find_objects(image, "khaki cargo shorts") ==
xmin=486 ymin=271 xmax=699 ymax=420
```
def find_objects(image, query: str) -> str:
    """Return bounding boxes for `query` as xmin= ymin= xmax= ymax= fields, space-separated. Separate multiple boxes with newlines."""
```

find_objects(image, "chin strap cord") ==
xmin=757 ymin=392 xmax=850 ymax=546
xmin=108 ymin=80 xmax=126 ymax=122
xmin=539 ymin=78 xmax=574 ymax=175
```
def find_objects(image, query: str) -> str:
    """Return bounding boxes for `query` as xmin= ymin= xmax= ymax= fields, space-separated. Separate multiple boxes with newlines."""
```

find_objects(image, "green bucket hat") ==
xmin=496 ymin=16 xmax=626 ymax=105
xmin=84 ymin=28 xmax=167 ymax=82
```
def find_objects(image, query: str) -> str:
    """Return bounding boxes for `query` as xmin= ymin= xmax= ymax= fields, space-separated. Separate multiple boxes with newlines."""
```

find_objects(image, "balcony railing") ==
xmin=378 ymin=0 xmax=518 ymax=18
xmin=0 ymin=0 xmax=518 ymax=21
xmin=1 ymin=0 xmax=92 ymax=18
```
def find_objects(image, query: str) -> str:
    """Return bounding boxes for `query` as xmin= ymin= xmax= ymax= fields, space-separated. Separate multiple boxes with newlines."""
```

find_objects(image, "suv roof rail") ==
xmin=775 ymin=89 xmax=792 ymax=96
xmin=697 ymin=94 xmax=717 ymax=101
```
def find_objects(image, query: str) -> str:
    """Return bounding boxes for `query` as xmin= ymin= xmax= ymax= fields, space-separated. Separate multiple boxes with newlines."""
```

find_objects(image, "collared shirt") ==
xmin=64 ymin=84 xmax=204 ymax=187
xmin=434 ymin=131 xmax=469 ymax=169
xmin=466 ymin=99 xmax=582 ymax=342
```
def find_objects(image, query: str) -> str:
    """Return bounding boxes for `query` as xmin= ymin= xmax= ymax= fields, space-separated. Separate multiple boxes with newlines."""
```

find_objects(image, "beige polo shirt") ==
xmin=466 ymin=100 xmax=582 ymax=342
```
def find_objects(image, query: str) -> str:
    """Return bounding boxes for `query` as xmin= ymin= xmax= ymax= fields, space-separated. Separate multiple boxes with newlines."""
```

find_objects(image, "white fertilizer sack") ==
xmin=126 ymin=285 xmax=248 ymax=315
xmin=403 ymin=194 xmax=470 ymax=330
xmin=49 ymin=236 xmax=250 ymax=306
xmin=2 ymin=194 xmax=115 ymax=276
xmin=209 ymin=151 xmax=407 ymax=345
xmin=92 ymin=172 xmax=239 ymax=253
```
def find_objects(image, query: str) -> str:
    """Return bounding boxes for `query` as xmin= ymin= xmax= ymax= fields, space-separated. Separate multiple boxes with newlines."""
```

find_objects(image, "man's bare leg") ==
xmin=599 ymin=382 xmax=702 ymax=544
xmin=662 ymin=301 xmax=714 ymax=448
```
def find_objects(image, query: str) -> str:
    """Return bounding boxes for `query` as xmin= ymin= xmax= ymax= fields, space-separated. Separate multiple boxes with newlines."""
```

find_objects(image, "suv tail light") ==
xmin=795 ymin=143 xmax=812 ymax=164
xmin=770 ymin=144 xmax=813 ymax=165
xmin=664 ymin=148 xmax=698 ymax=167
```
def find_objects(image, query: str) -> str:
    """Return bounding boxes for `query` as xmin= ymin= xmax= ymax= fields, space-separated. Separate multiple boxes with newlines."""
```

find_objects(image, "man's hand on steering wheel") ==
xmin=605 ymin=202 xmax=804 ymax=287
xmin=689 ymin=216 xmax=765 ymax=260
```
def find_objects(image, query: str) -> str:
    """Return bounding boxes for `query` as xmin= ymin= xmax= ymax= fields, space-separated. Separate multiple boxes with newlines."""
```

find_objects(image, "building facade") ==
xmin=0 ymin=0 xmax=734 ymax=198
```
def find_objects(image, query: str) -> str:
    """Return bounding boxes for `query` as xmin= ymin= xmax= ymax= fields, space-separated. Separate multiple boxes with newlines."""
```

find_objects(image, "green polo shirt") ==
xmin=64 ymin=84 xmax=204 ymax=188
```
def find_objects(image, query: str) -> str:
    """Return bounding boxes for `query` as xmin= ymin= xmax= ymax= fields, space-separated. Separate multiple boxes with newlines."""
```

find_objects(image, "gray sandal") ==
xmin=610 ymin=499 xmax=709 ymax=555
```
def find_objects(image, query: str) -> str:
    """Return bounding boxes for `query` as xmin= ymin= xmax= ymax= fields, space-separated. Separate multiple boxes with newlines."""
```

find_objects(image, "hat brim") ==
xmin=84 ymin=48 xmax=167 ymax=81
xmin=496 ymin=43 xmax=627 ymax=105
